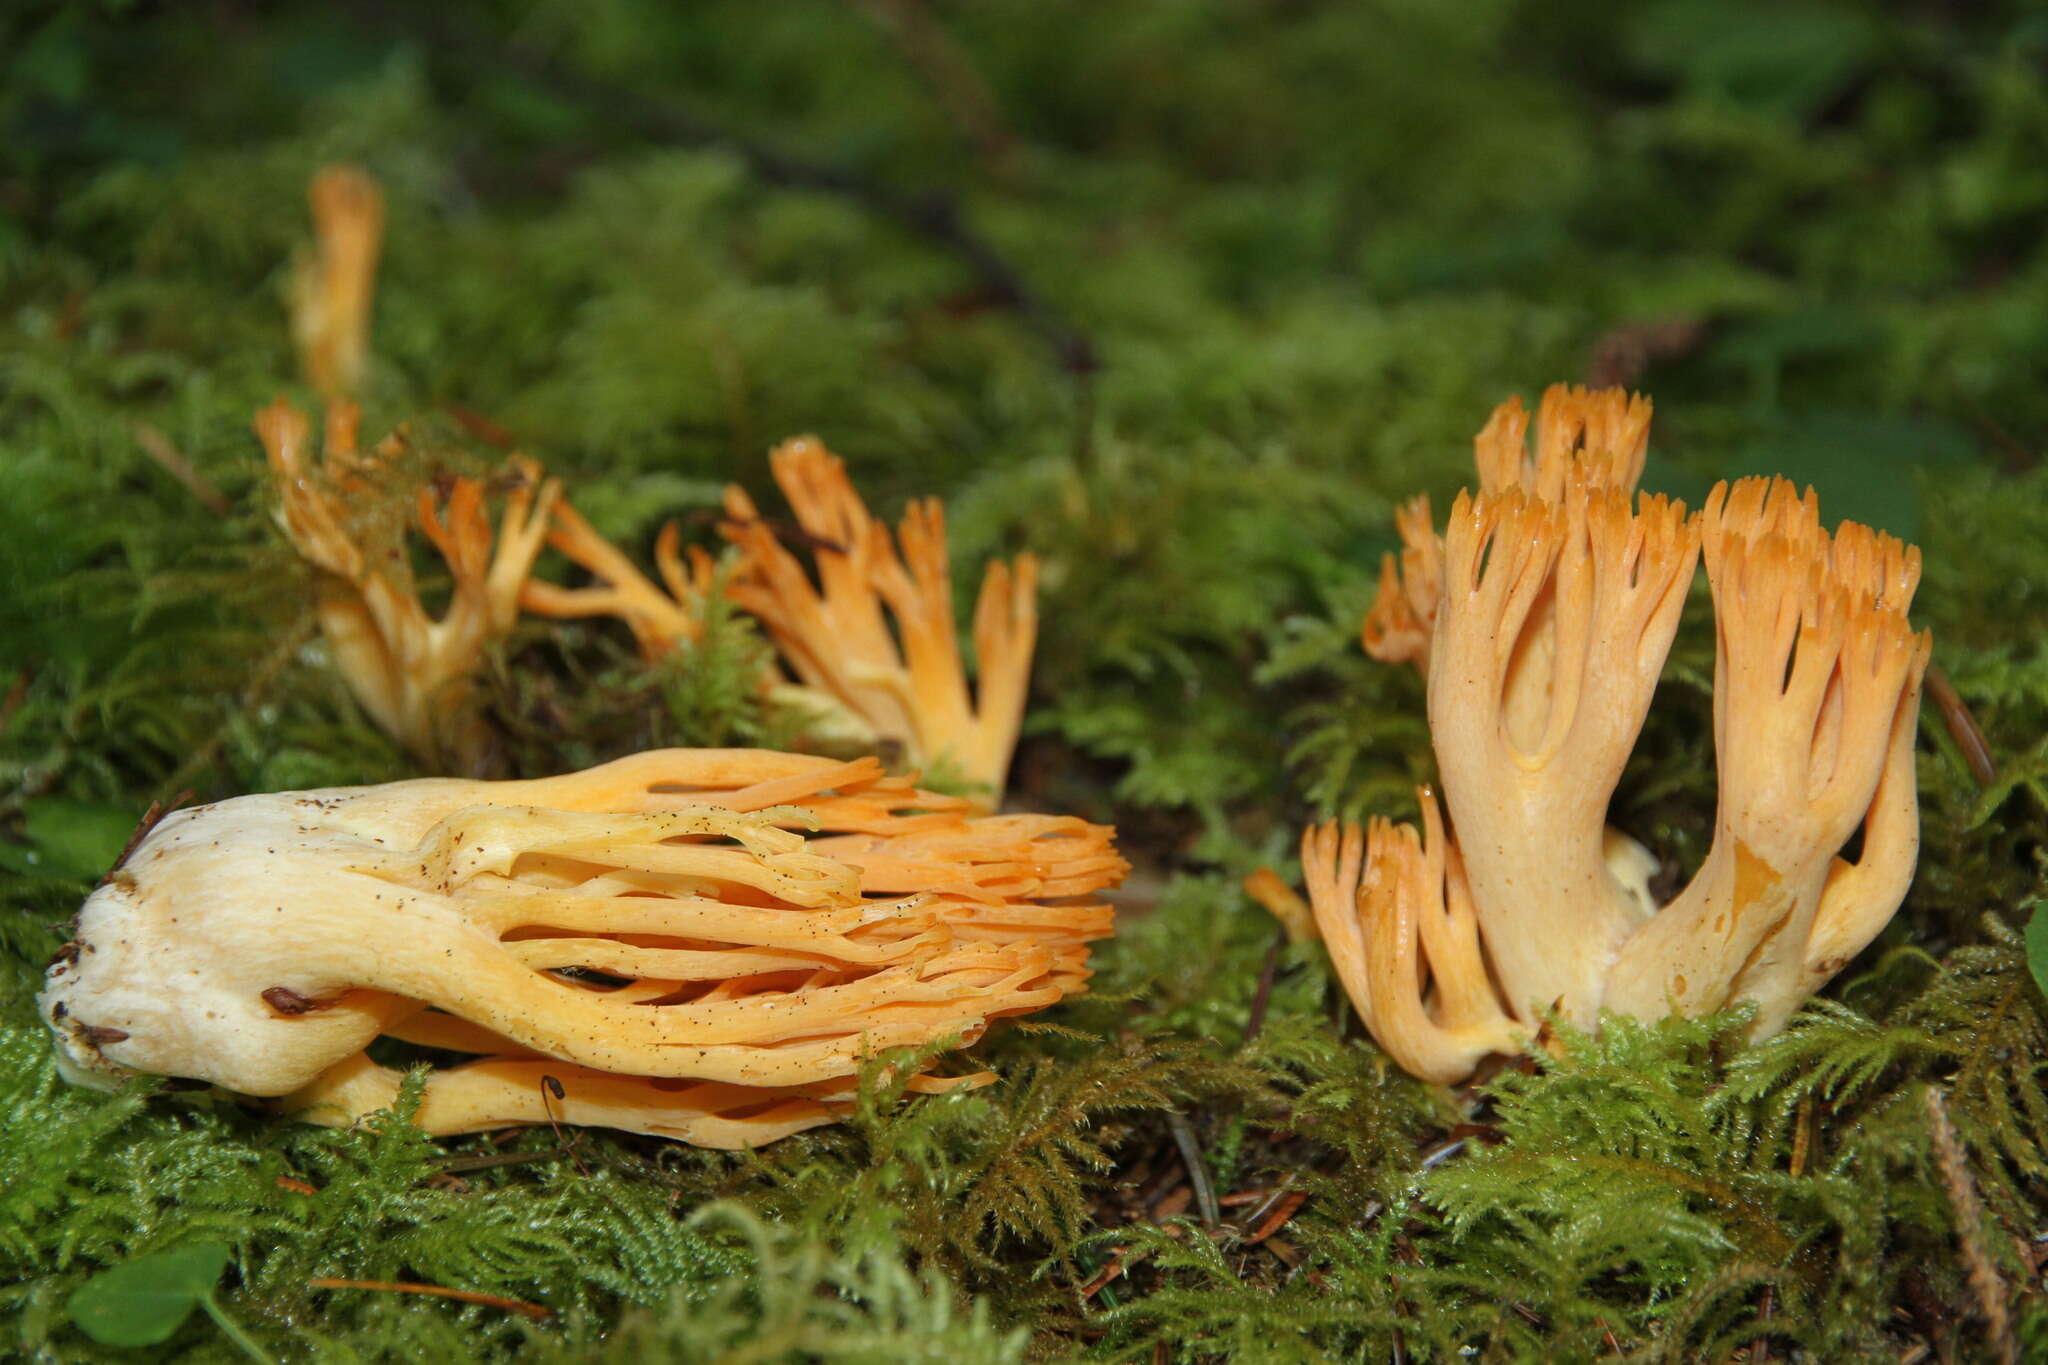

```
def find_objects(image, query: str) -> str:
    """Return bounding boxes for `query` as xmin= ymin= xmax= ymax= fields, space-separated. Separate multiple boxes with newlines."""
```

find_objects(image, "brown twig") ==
xmin=1924 ymin=1086 xmax=2016 ymax=1365
xmin=538 ymin=1074 xmax=592 ymax=1178
xmin=1245 ymin=1189 xmax=1311 ymax=1246
xmin=0 ymin=666 xmax=30 ymax=736
xmin=1749 ymin=1283 xmax=1775 ymax=1364
xmin=1079 ymin=1246 xmax=1148 ymax=1302
xmin=357 ymin=4 xmax=1097 ymax=396
xmin=1167 ymin=1112 xmax=1220 ymax=1227
xmin=102 ymin=791 xmax=192 ymax=883
xmin=855 ymin=0 xmax=1015 ymax=171
xmin=275 ymin=1175 xmax=319 ymax=1196
xmin=307 ymin=1279 xmax=551 ymax=1321
xmin=1242 ymin=927 xmax=1286 ymax=1046
xmin=1924 ymin=663 xmax=1997 ymax=788
xmin=1583 ymin=317 xmax=1706 ymax=390
xmin=433 ymin=1145 xmax=574 ymax=1175
xmin=1789 ymin=1096 xmax=1813 ymax=1179
xmin=133 ymin=421 xmax=234 ymax=516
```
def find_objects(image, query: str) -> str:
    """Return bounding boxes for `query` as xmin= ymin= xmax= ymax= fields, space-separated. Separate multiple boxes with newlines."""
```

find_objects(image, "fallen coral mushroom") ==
xmin=40 ymin=750 xmax=1120 ymax=1147
xmin=1306 ymin=385 xmax=1930 ymax=1082
xmin=721 ymin=437 xmax=1040 ymax=811
xmin=259 ymin=399 xmax=560 ymax=769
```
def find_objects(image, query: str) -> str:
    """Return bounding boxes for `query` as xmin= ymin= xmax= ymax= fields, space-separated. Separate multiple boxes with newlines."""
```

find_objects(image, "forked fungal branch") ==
xmin=519 ymin=501 xmax=719 ymax=660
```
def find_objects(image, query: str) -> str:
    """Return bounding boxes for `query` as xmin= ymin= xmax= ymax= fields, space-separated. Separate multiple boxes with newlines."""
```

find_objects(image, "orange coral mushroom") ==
xmin=292 ymin=165 xmax=384 ymax=403
xmin=721 ymin=437 xmax=1040 ymax=810
xmin=1304 ymin=386 xmax=1930 ymax=1084
xmin=258 ymin=399 xmax=560 ymax=768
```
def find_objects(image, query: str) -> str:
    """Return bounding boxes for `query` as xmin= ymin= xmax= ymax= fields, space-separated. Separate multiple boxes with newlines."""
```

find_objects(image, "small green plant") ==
xmin=2026 ymin=900 xmax=2048 ymax=1000
xmin=68 ymin=1241 xmax=272 ymax=1361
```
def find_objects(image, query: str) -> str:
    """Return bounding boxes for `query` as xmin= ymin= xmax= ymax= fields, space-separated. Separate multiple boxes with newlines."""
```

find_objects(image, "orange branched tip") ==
xmin=1301 ymin=789 xmax=1519 ymax=1084
xmin=520 ymin=502 xmax=719 ymax=660
xmin=1243 ymin=867 xmax=1316 ymax=944
xmin=293 ymin=165 xmax=385 ymax=402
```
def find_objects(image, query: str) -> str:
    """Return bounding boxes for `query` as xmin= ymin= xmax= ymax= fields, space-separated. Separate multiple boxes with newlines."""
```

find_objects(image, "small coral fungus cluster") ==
xmin=41 ymin=750 xmax=1121 ymax=1146
xmin=1303 ymin=385 xmax=1930 ymax=1083
xmin=265 ymin=166 xmax=1037 ymax=810
xmin=35 ymin=165 xmax=1101 ymax=1149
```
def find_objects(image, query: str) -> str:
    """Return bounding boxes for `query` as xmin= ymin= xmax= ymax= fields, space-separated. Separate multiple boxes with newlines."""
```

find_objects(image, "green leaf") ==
xmin=68 ymin=1241 xmax=233 ymax=1347
xmin=0 ymin=799 xmax=140 ymax=881
xmin=2026 ymin=902 xmax=2048 ymax=1001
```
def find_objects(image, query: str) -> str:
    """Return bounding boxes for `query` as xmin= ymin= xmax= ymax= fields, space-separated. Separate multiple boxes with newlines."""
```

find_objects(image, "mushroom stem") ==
xmin=1427 ymin=481 xmax=1698 ymax=1025
xmin=40 ymin=750 xmax=1121 ymax=1143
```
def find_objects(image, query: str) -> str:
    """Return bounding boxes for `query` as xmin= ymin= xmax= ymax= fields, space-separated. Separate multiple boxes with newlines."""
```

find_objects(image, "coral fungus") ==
xmin=1309 ymin=385 xmax=1930 ymax=1082
xmin=259 ymin=399 xmax=560 ymax=769
xmin=40 ymin=750 xmax=1122 ymax=1146
xmin=720 ymin=437 xmax=1040 ymax=810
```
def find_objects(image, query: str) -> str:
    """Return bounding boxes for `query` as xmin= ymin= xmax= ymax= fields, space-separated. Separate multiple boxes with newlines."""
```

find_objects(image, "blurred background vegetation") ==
xmin=4 ymin=1 xmax=2048 ymax=1360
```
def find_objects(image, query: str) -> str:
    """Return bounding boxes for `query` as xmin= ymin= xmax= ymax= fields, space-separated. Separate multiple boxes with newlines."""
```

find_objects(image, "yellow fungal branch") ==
xmin=1307 ymin=387 xmax=1930 ymax=1084
xmin=1602 ymin=477 xmax=1930 ymax=1034
xmin=1302 ymin=789 xmax=1519 ymax=1084
xmin=40 ymin=749 xmax=1123 ymax=1148
xmin=292 ymin=165 xmax=385 ymax=403
xmin=721 ymin=436 xmax=1040 ymax=810
xmin=258 ymin=398 xmax=560 ymax=769
xmin=520 ymin=502 xmax=718 ymax=660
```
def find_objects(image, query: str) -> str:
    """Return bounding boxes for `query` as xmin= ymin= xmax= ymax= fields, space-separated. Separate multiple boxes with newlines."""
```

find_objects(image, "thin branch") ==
xmin=1167 ymin=1112 xmax=1220 ymax=1227
xmin=1242 ymin=927 xmax=1286 ymax=1046
xmin=433 ymin=1144 xmax=574 ymax=1175
xmin=855 ymin=0 xmax=1015 ymax=172
xmin=1245 ymin=1188 xmax=1311 ymax=1245
xmin=357 ymin=5 xmax=1095 ymax=386
xmin=1924 ymin=1086 xmax=2016 ymax=1365
xmin=307 ymin=1279 xmax=551 ymax=1321
xmin=134 ymin=421 xmax=233 ymax=516
xmin=1924 ymin=663 xmax=1997 ymax=788
xmin=101 ymin=790 xmax=192 ymax=882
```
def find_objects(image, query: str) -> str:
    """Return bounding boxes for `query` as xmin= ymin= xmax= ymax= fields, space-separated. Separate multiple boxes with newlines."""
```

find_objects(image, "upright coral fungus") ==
xmin=40 ymin=750 xmax=1122 ymax=1147
xmin=266 ymin=164 xmax=562 ymax=769
xmin=1303 ymin=385 xmax=1930 ymax=1081
xmin=259 ymin=400 xmax=560 ymax=769
xmin=291 ymin=164 xmax=384 ymax=404
xmin=720 ymin=437 xmax=1041 ymax=810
